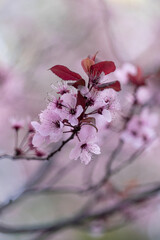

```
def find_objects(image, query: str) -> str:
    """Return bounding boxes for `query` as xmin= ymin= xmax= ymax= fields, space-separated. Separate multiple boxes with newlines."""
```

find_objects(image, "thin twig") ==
xmin=0 ymin=133 xmax=75 ymax=213
xmin=0 ymin=182 xmax=159 ymax=234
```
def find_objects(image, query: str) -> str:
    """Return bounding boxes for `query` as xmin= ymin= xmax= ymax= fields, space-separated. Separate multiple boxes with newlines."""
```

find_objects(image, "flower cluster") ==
xmin=115 ymin=63 xmax=159 ymax=148
xmin=115 ymin=63 xmax=151 ymax=104
xmin=121 ymin=108 xmax=158 ymax=148
xmin=31 ymin=54 xmax=121 ymax=164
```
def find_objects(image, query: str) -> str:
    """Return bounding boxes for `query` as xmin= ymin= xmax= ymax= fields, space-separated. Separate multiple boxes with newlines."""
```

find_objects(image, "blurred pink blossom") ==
xmin=69 ymin=126 xmax=100 ymax=164
xmin=121 ymin=108 xmax=158 ymax=148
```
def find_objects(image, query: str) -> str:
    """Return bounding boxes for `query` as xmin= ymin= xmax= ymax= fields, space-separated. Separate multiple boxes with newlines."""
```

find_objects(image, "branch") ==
xmin=0 ymin=182 xmax=159 ymax=234
xmin=0 ymin=141 xmax=149 ymax=210
xmin=0 ymin=133 xmax=75 ymax=213
xmin=0 ymin=132 xmax=75 ymax=161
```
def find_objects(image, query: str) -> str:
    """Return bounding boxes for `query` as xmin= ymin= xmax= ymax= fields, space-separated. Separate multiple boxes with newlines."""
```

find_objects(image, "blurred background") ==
xmin=0 ymin=0 xmax=160 ymax=239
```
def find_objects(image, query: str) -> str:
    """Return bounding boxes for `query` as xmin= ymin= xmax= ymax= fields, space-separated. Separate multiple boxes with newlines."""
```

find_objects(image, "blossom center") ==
xmin=58 ymin=89 xmax=69 ymax=95
xmin=70 ymin=108 xmax=76 ymax=115
xmin=81 ymin=143 xmax=87 ymax=149
xmin=131 ymin=130 xmax=137 ymax=136
xmin=56 ymin=99 xmax=63 ymax=109
xmin=89 ymin=73 xmax=100 ymax=86
xmin=86 ymin=98 xmax=94 ymax=107
xmin=97 ymin=107 xmax=103 ymax=115
xmin=54 ymin=120 xmax=61 ymax=128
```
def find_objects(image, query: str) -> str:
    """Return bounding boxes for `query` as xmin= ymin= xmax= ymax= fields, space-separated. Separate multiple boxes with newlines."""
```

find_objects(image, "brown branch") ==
xmin=0 ymin=133 xmax=75 ymax=213
xmin=0 ymin=182 xmax=159 ymax=235
xmin=0 ymin=141 xmax=149 ymax=212
xmin=0 ymin=132 xmax=75 ymax=161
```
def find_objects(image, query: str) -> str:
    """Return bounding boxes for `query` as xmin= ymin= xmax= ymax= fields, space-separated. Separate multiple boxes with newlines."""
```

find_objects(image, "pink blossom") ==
xmin=115 ymin=63 xmax=137 ymax=84
xmin=47 ymin=96 xmax=64 ymax=115
xmin=136 ymin=86 xmax=152 ymax=105
xmin=31 ymin=130 xmax=50 ymax=148
xmin=61 ymin=93 xmax=83 ymax=126
xmin=80 ymin=86 xmax=100 ymax=108
xmin=87 ymin=89 xmax=120 ymax=128
xmin=70 ymin=126 xmax=100 ymax=164
xmin=98 ymin=89 xmax=120 ymax=117
xmin=31 ymin=110 xmax=63 ymax=146
xmin=51 ymin=81 xmax=71 ymax=95
xmin=121 ymin=108 xmax=158 ymax=148
xmin=31 ymin=54 xmax=121 ymax=163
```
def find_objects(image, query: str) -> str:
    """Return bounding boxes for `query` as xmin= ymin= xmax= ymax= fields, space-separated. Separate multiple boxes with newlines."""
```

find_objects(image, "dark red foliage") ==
xmin=50 ymin=65 xmax=82 ymax=81
xmin=90 ymin=61 xmax=116 ymax=76
xmin=76 ymin=91 xmax=86 ymax=109
xmin=128 ymin=67 xmax=147 ymax=86
xmin=96 ymin=81 xmax=121 ymax=92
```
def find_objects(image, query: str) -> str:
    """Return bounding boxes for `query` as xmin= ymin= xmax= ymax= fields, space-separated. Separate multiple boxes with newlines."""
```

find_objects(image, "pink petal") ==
xmin=80 ymin=149 xmax=92 ymax=164
xmin=103 ymin=109 xmax=112 ymax=122
xmin=88 ymin=143 xmax=101 ymax=155
xmin=69 ymin=144 xmax=81 ymax=160
xmin=32 ymin=132 xmax=47 ymax=147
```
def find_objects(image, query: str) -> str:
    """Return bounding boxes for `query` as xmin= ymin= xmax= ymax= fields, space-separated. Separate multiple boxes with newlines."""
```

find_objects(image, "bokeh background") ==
xmin=0 ymin=0 xmax=160 ymax=239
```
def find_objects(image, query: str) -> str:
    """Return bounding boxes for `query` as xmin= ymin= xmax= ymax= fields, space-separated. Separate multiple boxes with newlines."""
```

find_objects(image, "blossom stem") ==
xmin=46 ymin=132 xmax=75 ymax=160
xmin=14 ymin=129 xmax=19 ymax=149
xmin=19 ymin=131 xmax=29 ymax=148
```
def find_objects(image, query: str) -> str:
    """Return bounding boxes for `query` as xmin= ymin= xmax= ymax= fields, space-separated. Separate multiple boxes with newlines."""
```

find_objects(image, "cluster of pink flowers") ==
xmin=115 ymin=63 xmax=159 ymax=148
xmin=31 ymin=53 xmax=121 ymax=164
xmin=115 ymin=63 xmax=151 ymax=104
xmin=121 ymin=108 xmax=158 ymax=148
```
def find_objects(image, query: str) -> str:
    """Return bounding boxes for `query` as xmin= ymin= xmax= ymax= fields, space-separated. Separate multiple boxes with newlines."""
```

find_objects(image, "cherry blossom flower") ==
xmin=29 ymin=131 xmax=50 ymax=148
xmin=136 ymin=86 xmax=152 ymax=104
xmin=31 ymin=53 xmax=121 ymax=163
xmin=47 ymin=96 xmax=64 ymax=114
xmin=96 ymin=89 xmax=120 ymax=121
xmin=51 ymin=81 xmax=70 ymax=95
xmin=121 ymin=108 xmax=158 ymax=148
xmin=83 ymin=88 xmax=120 ymax=129
xmin=70 ymin=126 xmax=101 ymax=164
xmin=115 ymin=63 xmax=137 ymax=84
xmin=87 ymin=94 xmax=112 ymax=125
xmin=136 ymin=71 xmax=160 ymax=106
xmin=80 ymin=86 xmax=99 ymax=108
xmin=31 ymin=110 xmax=63 ymax=146
xmin=61 ymin=93 xmax=83 ymax=126
xmin=115 ymin=63 xmax=149 ymax=87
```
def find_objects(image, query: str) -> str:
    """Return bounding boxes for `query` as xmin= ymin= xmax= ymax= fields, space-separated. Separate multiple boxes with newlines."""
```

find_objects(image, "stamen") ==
xmin=70 ymin=108 xmax=76 ymax=115
xmin=81 ymin=143 xmax=87 ymax=149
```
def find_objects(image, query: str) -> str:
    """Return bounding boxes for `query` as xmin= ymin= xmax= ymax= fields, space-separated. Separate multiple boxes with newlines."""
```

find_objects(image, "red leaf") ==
xmin=76 ymin=91 xmax=86 ymax=109
xmin=95 ymin=81 xmax=121 ymax=92
xmin=128 ymin=67 xmax=146 ymax=86
xmin=81 ymin=58 xmax=94 ymax=74
xmin=91 ymin=51 xmax=98 ymax=62
xmin=90 ymin=61 xmax=116 ymax=75
xmin=50 ymin=65 xmax=82 ymax=81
